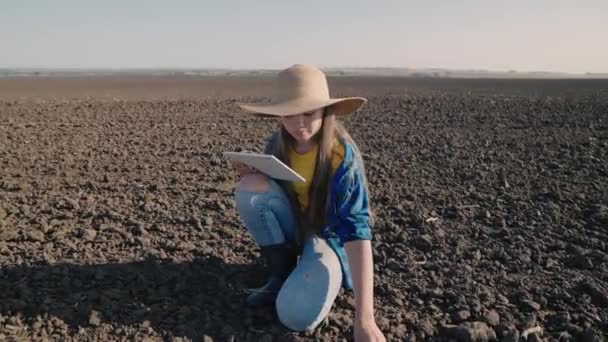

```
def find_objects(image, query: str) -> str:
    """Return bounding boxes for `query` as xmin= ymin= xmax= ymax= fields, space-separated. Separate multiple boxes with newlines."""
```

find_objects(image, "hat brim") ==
xmin=238 ymin=97 xmax=367 ymax=117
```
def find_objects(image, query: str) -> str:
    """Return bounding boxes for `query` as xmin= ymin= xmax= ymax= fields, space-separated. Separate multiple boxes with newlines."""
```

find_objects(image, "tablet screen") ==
xmin=224 ymin=152 xmax=305 ymax=182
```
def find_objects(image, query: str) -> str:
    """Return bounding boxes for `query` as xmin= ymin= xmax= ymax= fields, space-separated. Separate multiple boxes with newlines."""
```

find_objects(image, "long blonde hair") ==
xmin=269 ymin=106 xmax=372 ymax=244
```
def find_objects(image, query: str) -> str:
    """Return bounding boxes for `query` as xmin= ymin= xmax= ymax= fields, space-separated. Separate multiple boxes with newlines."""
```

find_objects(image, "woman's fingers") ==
xmin=228 ymin=160 xmax=243 ymax=169
xmin=228 ymin=160 xmax=261 ymax=176
xmin=239 ymin=166 xmax=257 ymax=176
xmin=230 ymin=161 xmax=258 ymax=176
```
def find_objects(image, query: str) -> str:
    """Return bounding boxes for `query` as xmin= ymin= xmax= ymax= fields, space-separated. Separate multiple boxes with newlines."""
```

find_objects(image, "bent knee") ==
xmin=276 ymin=291 xmax=326 ymax=332
xmin=236 ymin=173 xmax=270 ymax=192
xmin=276 ymin=304 xmax=322 ymax=332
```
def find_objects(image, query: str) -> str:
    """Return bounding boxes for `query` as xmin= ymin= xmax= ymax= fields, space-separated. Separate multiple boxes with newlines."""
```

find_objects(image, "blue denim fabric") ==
xmin=235 ymin=179 xmax=342 ymax=331
xmin=263 ymin=133 xmax=373 ymax=290
xmin=276 ymin=235 xmax=342 ymax=331
xmin=234 ymin=179 xmax=297 ymax=246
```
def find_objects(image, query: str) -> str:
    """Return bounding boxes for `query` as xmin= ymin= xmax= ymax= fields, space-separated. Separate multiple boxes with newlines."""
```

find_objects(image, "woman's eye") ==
xmin=304 ymin=112 xmax=314 ymax=117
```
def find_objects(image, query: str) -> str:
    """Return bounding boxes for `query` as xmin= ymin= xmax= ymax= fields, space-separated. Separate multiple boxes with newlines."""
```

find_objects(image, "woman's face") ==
xmin=280 ymin=108 xmax=324 ymax=144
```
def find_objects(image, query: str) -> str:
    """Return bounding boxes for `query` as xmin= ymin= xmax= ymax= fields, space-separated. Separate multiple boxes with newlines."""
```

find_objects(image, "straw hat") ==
xmin=238 ymin=64 xmax=367 ymax=117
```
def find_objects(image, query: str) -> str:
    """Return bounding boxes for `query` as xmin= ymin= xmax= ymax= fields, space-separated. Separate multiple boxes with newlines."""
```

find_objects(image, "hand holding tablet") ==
xmin=224 ymin=151 xmax=305 ymax=182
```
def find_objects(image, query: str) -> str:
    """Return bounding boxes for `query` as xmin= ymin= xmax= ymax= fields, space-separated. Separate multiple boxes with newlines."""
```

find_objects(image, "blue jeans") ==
xmin=235 ymin=178 xmax=342 ymax=332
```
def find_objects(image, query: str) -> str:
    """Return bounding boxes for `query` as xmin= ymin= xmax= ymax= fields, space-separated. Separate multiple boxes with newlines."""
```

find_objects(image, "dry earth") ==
xmin=0 ymin=76 xmax=607 ymax=341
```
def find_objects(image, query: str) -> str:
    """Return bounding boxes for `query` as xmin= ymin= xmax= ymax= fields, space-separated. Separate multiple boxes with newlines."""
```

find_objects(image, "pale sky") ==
xmin=1 ymin=0 xmax=607 ymax=73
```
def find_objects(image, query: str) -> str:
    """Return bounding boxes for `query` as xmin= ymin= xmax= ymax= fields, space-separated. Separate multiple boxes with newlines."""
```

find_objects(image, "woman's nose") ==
xmin=296 ymin=115 xmax=305 ymax=126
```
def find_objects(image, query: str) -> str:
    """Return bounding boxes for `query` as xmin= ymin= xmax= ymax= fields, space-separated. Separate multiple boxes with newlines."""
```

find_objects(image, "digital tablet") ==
xmin=223 ymin=151 xmax=306 ymax=182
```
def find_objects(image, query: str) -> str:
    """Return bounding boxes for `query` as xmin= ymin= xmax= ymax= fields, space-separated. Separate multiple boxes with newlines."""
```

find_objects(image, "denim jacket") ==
xmin=264 ymin=133 xmax=372 ymax=289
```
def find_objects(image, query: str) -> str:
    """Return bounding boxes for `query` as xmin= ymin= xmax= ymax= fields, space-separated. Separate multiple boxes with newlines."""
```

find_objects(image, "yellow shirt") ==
xmin=288 ymin=139 xmax=345 ymax=210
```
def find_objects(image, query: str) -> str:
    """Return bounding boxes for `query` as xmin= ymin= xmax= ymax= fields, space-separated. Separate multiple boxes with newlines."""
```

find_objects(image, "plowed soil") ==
xmin=1 ymin=76 xmax=607 ymax=341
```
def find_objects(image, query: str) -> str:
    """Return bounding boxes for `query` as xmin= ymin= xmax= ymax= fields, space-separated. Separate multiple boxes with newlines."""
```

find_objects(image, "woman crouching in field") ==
xmin=231 ymin=64 xmax=385 ymax=341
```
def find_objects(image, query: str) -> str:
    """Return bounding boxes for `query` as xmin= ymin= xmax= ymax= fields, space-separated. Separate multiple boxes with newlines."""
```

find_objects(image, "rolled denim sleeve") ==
xmin=336 ymin=165 xmax=372 ymax=243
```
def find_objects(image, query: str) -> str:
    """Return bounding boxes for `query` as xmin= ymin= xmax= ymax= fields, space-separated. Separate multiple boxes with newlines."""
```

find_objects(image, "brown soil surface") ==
xmin=1 ymin=76 xmax=607 ymax=341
